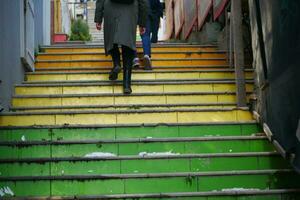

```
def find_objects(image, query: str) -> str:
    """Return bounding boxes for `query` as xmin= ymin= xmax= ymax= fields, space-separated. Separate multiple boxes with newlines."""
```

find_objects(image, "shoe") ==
xmin=123 ymin=68 xmax=132 ymax=94
xmin=132 ymin=58 xmax=140 ymax=69
xmin=143 ymin=55 xmax=152 ymax=70
xmin=109 ymin=65 xmax=121 ymax=81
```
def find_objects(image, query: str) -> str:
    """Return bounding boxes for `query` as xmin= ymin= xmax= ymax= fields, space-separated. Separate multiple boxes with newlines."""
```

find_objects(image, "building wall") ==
xmin=249 ymin=0 xmax=300 ymax=171
xmin=0 ymin=0 xmax=50 ymax=111
xmin=0 ymin=1 xmax=25 ymax=111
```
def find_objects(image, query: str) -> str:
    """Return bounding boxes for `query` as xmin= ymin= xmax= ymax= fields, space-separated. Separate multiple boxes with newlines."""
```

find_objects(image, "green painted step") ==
xmin=0 ymin=170 xmax=299 ymax=196
xmin=1 ymin=190 xmax=300 ymax=199
xmin=0 ymin=136 xmax=273 ymax=159
xmin=123 ymin=191 xmax=300 ymax=200
xmin=0 ymin=124 xmax=262 ymax=141
xmin=0 ymin=153 xmax=289 ymax=176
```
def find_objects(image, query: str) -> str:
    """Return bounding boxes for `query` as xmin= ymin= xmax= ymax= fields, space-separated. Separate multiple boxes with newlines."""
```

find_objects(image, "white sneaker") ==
xmin=143 ymin=55 xmax=152 ymax=70
xmin=132 ymin=58 xmax=140 ymax=68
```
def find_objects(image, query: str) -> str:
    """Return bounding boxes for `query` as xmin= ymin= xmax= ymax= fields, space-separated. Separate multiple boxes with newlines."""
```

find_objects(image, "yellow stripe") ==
xmin=37 ymin=52 xmax=227 ymax=61
xmin=35 ymin=60 xmax=228 ymax=68
xmin=15 ymin=84 xmax=254 ymax=95
xmin=44 ymin=47 xmax=218 ymax=53
xmin=26 ymin=72 xmax=254 ymax=82
xmin=14 ymin=105 xmax=236 ymax=113
xmin=12 ymin=94 xmax=246 ymax=107
xmin=0 ymin=110 xmax=252 ymax=126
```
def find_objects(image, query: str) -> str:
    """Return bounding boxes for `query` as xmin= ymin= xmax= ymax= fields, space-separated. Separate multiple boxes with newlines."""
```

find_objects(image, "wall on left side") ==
xmin=0 ymin=0 xmax=25 ymax=111
xmin=0 ymin=0 xmax=51 ymax=111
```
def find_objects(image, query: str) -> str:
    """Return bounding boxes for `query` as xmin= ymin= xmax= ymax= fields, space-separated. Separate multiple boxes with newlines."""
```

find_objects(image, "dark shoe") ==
xmin=123 ymin=68 xmax=132 ymax=94
xmin=143 ymin=55 xmax=152 ymax=70
xmin=109 ymin=65 xmax=121 ymax=81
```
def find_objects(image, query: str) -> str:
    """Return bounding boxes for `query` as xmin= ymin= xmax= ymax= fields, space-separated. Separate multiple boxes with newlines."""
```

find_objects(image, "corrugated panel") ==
xmin=174 ymin=0 xmax=184 ymax=38
xmin=213 ymin=0 xmax=229 ymax=20
xmin=183 ymin=0 xmax=198 ymax=40
xmin=198 ymin=0 xmax=213 ymax=30
xmin=162 ymin=0 xmax=174 ymax=40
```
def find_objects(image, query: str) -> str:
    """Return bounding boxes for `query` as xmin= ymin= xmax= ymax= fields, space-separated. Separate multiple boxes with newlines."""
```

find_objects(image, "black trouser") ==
xmin=109 ymin=44 xmax=134 ymax=68
xmin=109 ymin=44 xmax=134 ymax=93
xmin=150 ymin=15 xmax=160 ymax=43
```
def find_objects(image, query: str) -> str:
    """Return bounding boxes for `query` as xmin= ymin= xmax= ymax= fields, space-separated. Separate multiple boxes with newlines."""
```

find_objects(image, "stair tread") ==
xmin=0 ymin=107 xmax=250 ymax=116
xmin=17 ymin=79 xmax=254 ymax=87
xmin=0 ymin=169 xmax=295 ymax=181
xmin=7 ymin=189 xmax=300 ymax=199
xmin=0 ymin=152 xmax=278 ymax=163
xmin=26 ymin=69 xmax=254 ymax=75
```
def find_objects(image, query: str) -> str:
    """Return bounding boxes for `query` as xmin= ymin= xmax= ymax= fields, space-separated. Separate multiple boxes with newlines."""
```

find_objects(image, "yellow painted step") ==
xmin=12 ymin=103 xmax=236 ymax=113
xmin=12 ymin=93 xmax=250 ymax=107
xmin=37 ymin=52 xmax=227 ymax=61
xmin=35 ymin=59 xmax=228 ymax=68
xmin=34 ymin=66 xmax=236 ymax=72
xmin=0 ymin=109 xmax=253 ymax=126
xmin=26 ymin=71 xmax=254 ymax=82
xmin=43 ymin=46 xmax=218 ymax=53
xmin=15 ymin=83 xmax=254 ymax=95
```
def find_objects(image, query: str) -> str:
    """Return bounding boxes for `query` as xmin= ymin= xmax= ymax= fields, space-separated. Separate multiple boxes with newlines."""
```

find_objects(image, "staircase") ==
xmin=87 ymin=1 xmax=104 ymax=44
xmin=0 ymin=43 xmax=300 ymax=199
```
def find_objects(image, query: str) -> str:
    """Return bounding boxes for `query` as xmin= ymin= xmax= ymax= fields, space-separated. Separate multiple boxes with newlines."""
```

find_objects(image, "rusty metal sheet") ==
xmin=162 ymin=0 xmax=174 ymax=40
xmin=213 ymin=0 xmax=229 ymax=20
xmin=182 ymin=0 xmax=198 ymax=40
xmin=174 ymin=0 xmax=184 ymax=38
xmin=198 ymin=0 xmax=213 ymax=30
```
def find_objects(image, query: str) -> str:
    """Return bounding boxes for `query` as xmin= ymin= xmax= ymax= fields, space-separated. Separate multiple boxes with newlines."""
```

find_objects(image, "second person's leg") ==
xmin=122 ymin=45 xmax=135 ymax=94
xmin=141 ymin=19 xmax=152 ymax=70
xmin=109 ymin=44 xmax=122 ymax=81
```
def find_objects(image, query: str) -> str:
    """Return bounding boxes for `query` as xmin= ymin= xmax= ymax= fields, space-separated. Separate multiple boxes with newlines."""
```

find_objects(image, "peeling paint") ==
xmin=84 ymin=152 xmax=117 ymax=158
xmin=139 ymin=151 xmax=180 ymax=157
xmin=21 ymin=135 xmax=26 ymax=141
xmin=0 ymin=186 xmax=14 ymax=197
xmin=222 ymin=188 xmax=260 ymax=191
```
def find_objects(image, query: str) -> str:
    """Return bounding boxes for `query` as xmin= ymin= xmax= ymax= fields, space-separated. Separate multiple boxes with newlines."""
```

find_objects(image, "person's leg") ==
xmin=151 ymin=15 xmax=160 ymax=43
xmin=109 ymin=44 xmax=122 ymax=81
xmin=141 ymin=19 xmax=152 ymax=70
xmin=141 ymin=20 xmax=151 ymax=57
xmin=122 ymin=45 xmax=135 ymax=94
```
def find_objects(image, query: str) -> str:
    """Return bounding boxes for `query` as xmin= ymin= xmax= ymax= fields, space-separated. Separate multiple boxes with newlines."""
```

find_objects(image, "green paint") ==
xmin=0 ymin=124 xmax=260 ymax=142
xmin=1 ymin=172 xmax=300 ymax=196
xmin=0 ymin=155 xmax=289 ymax=176
xmin=0 ymin=139 xmax=274 ymax=158
xmin=0 ymin=123 xmax=298 ymax=198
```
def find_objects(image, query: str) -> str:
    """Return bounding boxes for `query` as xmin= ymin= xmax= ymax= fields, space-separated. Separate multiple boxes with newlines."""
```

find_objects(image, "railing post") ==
xmin=231 ymin=0 xmax=247 ymax=107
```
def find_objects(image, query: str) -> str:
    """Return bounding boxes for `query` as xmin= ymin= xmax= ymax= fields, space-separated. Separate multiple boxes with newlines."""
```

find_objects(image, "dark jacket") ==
xmin=148 ymin=0 xmax=163 ymax=18
xmin=95 ymin=0 xmax=149 ymax=54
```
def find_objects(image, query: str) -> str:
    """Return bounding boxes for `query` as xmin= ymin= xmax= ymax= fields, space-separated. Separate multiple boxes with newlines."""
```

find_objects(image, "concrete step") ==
xmin=35 ymin=58 xmax=229 ymax=69
xmin=14 ymin=80 xmax=254 ymax=95
xmin=25 ymin=70 xmax=254 ymax=82
xmin=37 ymin=51 xmax=228 ymax=60
xmin=0 ymin=170 xmax=299 ymax=197
xmin=0 ymin=108 xmax=253 ymax=126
